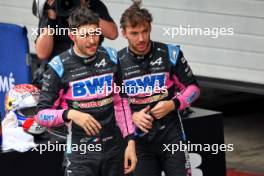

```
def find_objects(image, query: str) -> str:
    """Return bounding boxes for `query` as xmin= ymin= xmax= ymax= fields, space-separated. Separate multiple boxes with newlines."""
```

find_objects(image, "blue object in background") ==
xmin=0 ymin=23 xmax=31 ymax=117
xmin=0 ymin=113 xmax=2 ymax=147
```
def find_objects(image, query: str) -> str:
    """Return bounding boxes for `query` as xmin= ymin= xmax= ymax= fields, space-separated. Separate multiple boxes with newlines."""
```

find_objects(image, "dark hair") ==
xmin=68 ymin=7 xmax=99 ymax=30
xmin=120 ymin=0 xmax=152 ymax=29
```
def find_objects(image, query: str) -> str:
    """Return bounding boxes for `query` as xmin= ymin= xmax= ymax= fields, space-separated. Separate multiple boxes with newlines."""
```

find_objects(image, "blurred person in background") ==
xmin=33 ymin=0 xmax=118 ymax=87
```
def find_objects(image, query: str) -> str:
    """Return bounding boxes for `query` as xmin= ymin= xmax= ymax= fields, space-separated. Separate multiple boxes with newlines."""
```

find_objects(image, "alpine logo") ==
xmin=150 ymin=57 xmax=163 ymax=66
xmin=95 ymin=59 xmax=106 ymax=68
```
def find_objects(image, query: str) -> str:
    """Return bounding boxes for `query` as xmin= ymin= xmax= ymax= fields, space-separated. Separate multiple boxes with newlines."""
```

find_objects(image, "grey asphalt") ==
xmin=224 ymin=113 xmax=264 ymax=174
xmin=197 ymin=88 xmax=264 ymax=174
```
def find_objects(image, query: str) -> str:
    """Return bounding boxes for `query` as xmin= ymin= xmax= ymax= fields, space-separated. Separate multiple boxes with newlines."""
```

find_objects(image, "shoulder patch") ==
xmin=48 ymin=55 xmax=64 ymax=78
xmin=103 ymin=46 xmax=117 ymax=64
xmin=167 ymin=44 xmax=180 ymax=66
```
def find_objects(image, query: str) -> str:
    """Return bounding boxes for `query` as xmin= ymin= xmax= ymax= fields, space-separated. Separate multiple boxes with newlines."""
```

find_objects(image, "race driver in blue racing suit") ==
xmin=118 ymin=1 xmax=200 ymax=176
xmin=34 ymin=8 xmax=136 ymax=176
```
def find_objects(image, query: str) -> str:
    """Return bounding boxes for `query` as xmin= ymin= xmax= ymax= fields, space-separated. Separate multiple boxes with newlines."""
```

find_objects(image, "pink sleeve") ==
xmin=34 ymin=109 xmax=65 ymax=127
xmin=173 ymin=84 xmax=200 ymax=110
xmin=113 ymin=92 xmax=135 ymax=138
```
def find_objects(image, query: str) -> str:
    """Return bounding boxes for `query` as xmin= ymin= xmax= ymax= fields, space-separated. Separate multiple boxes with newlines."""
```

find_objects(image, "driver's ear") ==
xmin=122 ymin=29 xmax=127 ymax=39
xmin=69 ymin=31 xmax=75 ymax=41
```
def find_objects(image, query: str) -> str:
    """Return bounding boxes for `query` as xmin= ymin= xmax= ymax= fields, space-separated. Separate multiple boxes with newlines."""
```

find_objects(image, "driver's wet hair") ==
xmin=120 ymin=0 xmax=152 ymax=29
xmin=68 ymin=7 xmax=99 ymax=31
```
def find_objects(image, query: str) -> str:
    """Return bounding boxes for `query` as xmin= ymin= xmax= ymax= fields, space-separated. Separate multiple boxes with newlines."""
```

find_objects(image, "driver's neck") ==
xmin=73 ymin=45 xmax=89 ymax=58
xmin=129 ymin=41 xmax=152 ymax=56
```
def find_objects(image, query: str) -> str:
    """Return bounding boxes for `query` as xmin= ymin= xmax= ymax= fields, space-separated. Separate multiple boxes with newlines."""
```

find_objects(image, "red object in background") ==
xmin=227 ymin=169 xmax=264 ymax=176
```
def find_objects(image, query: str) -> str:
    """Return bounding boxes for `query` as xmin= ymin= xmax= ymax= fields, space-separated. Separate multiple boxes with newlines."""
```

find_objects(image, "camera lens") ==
xmin=60 ymin=0 xmax=74 ymax=11
xmin=56 ymin=0 xmax=81 ymax=17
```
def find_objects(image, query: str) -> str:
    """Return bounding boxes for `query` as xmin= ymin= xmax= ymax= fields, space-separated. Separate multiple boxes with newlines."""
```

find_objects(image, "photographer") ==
xmin=35 ymin=0 xmax=118 ymax=59
xmin=33 ymin=0 xmax=118 ymax=86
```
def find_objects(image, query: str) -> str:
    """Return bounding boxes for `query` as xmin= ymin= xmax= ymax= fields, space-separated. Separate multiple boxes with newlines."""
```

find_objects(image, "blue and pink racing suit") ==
xmin=35 ymin=46 xmax=135 ymax=176
xmin=117 ymin=41 xmax=200 ymax=176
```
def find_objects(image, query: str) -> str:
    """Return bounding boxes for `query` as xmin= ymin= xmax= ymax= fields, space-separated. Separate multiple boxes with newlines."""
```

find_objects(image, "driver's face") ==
xmin=70 ymin=24 xmax=100 ymax=57
xmin=122 ymin=21 xmax=151 ymax=55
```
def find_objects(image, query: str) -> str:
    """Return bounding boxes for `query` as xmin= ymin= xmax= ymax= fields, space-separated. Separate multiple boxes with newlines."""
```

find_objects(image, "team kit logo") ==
xmin=124 ymin=73 xmax=167 ymax=96
xmin=71 ymin=74 xmax=114 ymax=98
xmin=70 ymin=73 xmax=168 ymax=98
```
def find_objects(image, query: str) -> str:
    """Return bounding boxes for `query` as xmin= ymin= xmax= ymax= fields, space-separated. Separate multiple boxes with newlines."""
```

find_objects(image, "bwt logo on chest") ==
xmin=71 ymin=74 xmax=113 ymax=97
xmin=124 ymin=73 xmax=166 ymax=95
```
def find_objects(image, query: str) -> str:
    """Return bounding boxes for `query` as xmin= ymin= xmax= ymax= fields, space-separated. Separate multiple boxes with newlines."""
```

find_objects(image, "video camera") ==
xmin=55 ymin=0 xmax=81 ymax=17
xmin=32 ymin=0 xmax=86 ymax=18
